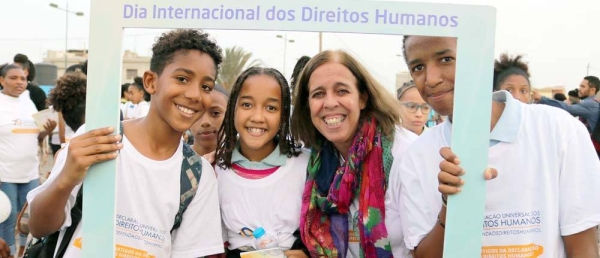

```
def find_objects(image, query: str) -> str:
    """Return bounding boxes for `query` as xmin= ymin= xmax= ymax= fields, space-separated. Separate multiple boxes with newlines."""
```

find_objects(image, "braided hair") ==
xmin=216 ymin=67 xmax=299 ymax=169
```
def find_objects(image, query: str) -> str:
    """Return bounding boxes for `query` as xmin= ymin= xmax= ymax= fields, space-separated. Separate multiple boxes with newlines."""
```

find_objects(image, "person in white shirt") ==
xmin=27 ymin=29 xmax=225 ymax=257
xmin=0 ymin=64 xmax=55 ymax=256
xmin=396 ymin=80 xmax=430 ymax=140
xmin=396 ymin=35 xmax=600 ymax=258
xmin=122 ymin=77 xmax=150 ymax=120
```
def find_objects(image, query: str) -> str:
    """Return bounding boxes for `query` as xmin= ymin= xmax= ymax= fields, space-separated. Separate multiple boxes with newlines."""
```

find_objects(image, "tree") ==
xmin=218 ymin=46 xmax=261 ymax=90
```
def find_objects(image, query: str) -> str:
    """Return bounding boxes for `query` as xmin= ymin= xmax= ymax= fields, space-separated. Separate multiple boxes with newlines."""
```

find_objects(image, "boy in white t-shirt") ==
xmin=395 ymin=36 xmax=600 ymax=258
xmin=27 ymin=29 xmax=226 ymax=258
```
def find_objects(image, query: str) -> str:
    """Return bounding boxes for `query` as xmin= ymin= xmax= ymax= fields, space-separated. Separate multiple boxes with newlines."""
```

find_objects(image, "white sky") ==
xmin=2 ymin=0 xmax=599 ymax=92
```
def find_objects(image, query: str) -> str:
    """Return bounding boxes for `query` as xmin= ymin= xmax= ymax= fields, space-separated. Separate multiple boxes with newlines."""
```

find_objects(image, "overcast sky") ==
xmin=2 ymin=0 xmax=599 ymax=93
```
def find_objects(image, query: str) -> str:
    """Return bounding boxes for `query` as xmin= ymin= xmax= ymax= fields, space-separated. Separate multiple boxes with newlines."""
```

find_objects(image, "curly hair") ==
xmin=150 ymin=29 xmax=223 ymax=77
xmin=493 ymin=53 xmax=530 ymax=91
xmin=216 ymin=67 xmax=298 ymax=169
xmin=48 ymin=71 xmax=87 ymax=131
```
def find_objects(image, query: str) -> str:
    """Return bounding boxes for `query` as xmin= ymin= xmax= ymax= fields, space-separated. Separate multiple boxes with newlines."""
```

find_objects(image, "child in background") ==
xmin=190 ymin=84 xmax=229 ymax=165
xmin=215 ymin=67 xmax=309 ymax=258
xmin=123 ymin=77 xmax=150 ymax=120
xmin=27 ymin=29 xmax=225 ymax=257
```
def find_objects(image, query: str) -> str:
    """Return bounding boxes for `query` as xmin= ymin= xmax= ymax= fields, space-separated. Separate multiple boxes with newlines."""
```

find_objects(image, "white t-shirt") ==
xmin=27 ymin=126 xmax=224 ymax=258
xmin=0 ymin=91 xmax=40 ymax=183
xmin=397 ymin=96 xmax=600 ymax=257
xmin=122 ymin=101 xmax=150 ymax=120
xmin=347 ymin=127 xmax=415 ymax=258
xmin=217 ymin=152 xmax=309 ymax=251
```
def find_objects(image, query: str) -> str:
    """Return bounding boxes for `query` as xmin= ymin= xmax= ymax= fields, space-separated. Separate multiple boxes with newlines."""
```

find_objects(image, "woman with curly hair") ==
xmin=493 ymin=53 xmax=532 ymax=103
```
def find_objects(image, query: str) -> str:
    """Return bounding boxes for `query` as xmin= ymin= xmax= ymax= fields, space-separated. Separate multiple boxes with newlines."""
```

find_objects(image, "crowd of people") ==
xmin=0 ymin=29 xmax=598 ymax=258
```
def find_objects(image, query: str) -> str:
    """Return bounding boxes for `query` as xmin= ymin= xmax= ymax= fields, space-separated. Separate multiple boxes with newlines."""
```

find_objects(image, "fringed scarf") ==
xmin=300 ymin=117 xmax=394 ymax=258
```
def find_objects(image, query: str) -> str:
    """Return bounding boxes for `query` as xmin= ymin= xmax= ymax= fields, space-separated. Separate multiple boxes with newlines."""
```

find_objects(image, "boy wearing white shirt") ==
xmin=394 ymin=36 xmax=600 ymax=258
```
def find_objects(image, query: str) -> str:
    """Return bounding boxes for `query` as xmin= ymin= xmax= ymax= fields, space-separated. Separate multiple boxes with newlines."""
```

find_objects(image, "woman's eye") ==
xmin=211 ymin=111 xmax=221 ymax=117
xmin=311 ymin=92 xmax=324 ymax=98
xmin=266 ymin=105 xmax=278 ymax=111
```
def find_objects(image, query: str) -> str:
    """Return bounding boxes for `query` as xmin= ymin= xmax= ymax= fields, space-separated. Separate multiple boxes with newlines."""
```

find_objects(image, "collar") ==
xmin=444 ymin=90 xmax=521 ymax=145
xmin=583 ymin=95 xmax=597 ymax=102
xmin=231 ymin=143 xmax=287 ymax=167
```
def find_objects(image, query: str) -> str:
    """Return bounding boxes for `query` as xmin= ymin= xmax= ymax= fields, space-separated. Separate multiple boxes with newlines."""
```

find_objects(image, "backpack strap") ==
xmin=55 ymin=186 xmax=84 ymax=258
xmin=171 ymin=143 xmax=203 ymax=232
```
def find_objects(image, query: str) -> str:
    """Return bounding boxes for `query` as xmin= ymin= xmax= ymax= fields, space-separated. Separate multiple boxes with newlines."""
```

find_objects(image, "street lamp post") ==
xmin=50 ymin=2 xmax=84 ymax=73
xmin=276 ymin=33 xmax=295 ymax=78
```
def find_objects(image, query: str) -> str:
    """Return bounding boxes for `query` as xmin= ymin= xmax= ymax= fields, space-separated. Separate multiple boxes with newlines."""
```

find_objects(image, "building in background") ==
xmin=533 ymin=85 xmax=566 ymax=98
xmin=43 ymin=49 xmax=150 ymax=83
xmin=395 ymin=71 xmax=411 ymax=91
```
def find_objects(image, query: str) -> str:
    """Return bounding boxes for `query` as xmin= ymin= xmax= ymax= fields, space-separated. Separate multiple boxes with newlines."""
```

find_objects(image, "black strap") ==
xmin=55 ymin=186 xmax=83 ymax=258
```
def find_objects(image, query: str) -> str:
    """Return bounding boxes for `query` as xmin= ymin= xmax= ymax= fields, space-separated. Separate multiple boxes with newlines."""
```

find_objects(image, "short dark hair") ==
xmin=48 ymin=71 xmax=87 ymax=131
xmin=150 ymin=29 xmax=223 ymax=77
xmin=584 ymin=76 xmax=600 ymax=93
xmin=0 ymin=64 xmax=22 ymax=77
xmin=568 ymin=89 xmax=579 ymax=98
xmin=121 ymin=83 xmax=131 ymax=98
xmin=13 ymin=54 xmax=35 ymax=81
xmin=13 ymin=54 xmax=30 ymax=70
xmin=553 ymin=93 xmax=566 ymax=102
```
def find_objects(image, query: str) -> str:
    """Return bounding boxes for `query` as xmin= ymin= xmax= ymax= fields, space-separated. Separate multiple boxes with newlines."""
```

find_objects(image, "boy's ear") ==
xmin=143 ymin=71 xmax=157 ymax=94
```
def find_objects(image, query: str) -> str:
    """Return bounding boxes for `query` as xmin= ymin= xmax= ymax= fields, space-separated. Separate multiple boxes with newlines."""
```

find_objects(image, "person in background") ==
xmin=290 ymin=56 xmax=311 ymax=95
xmin=190 ymin=84 xmax=228 ymax=165
xmin=13 ymin=54 xmax=46 ymax=111
xmin=396 ymin=80 xmax=430 ymax=139
xmin=47 ymin=71 xmax=87 ymax=158
xmin=533 ymin=76 xmax=600 ymax=133
xmin=567 ymin=89 xmax=580 ymax=105
xmin=493 ymin=53 xmax=531 ymax=103
xmin=554 ymin=93 xmax=567 ymax=102
xmin=0 ymin=64 xmax=55 ymax=257
xmin=122 ymin=76 xmax=150 ymax=120
xmin=121 ymin=83 xmax=131 ymax=104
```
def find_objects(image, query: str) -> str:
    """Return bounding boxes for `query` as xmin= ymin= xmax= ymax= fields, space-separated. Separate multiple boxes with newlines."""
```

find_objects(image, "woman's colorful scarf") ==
xmin=300 ymin=117 xmax=394 ymax=258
